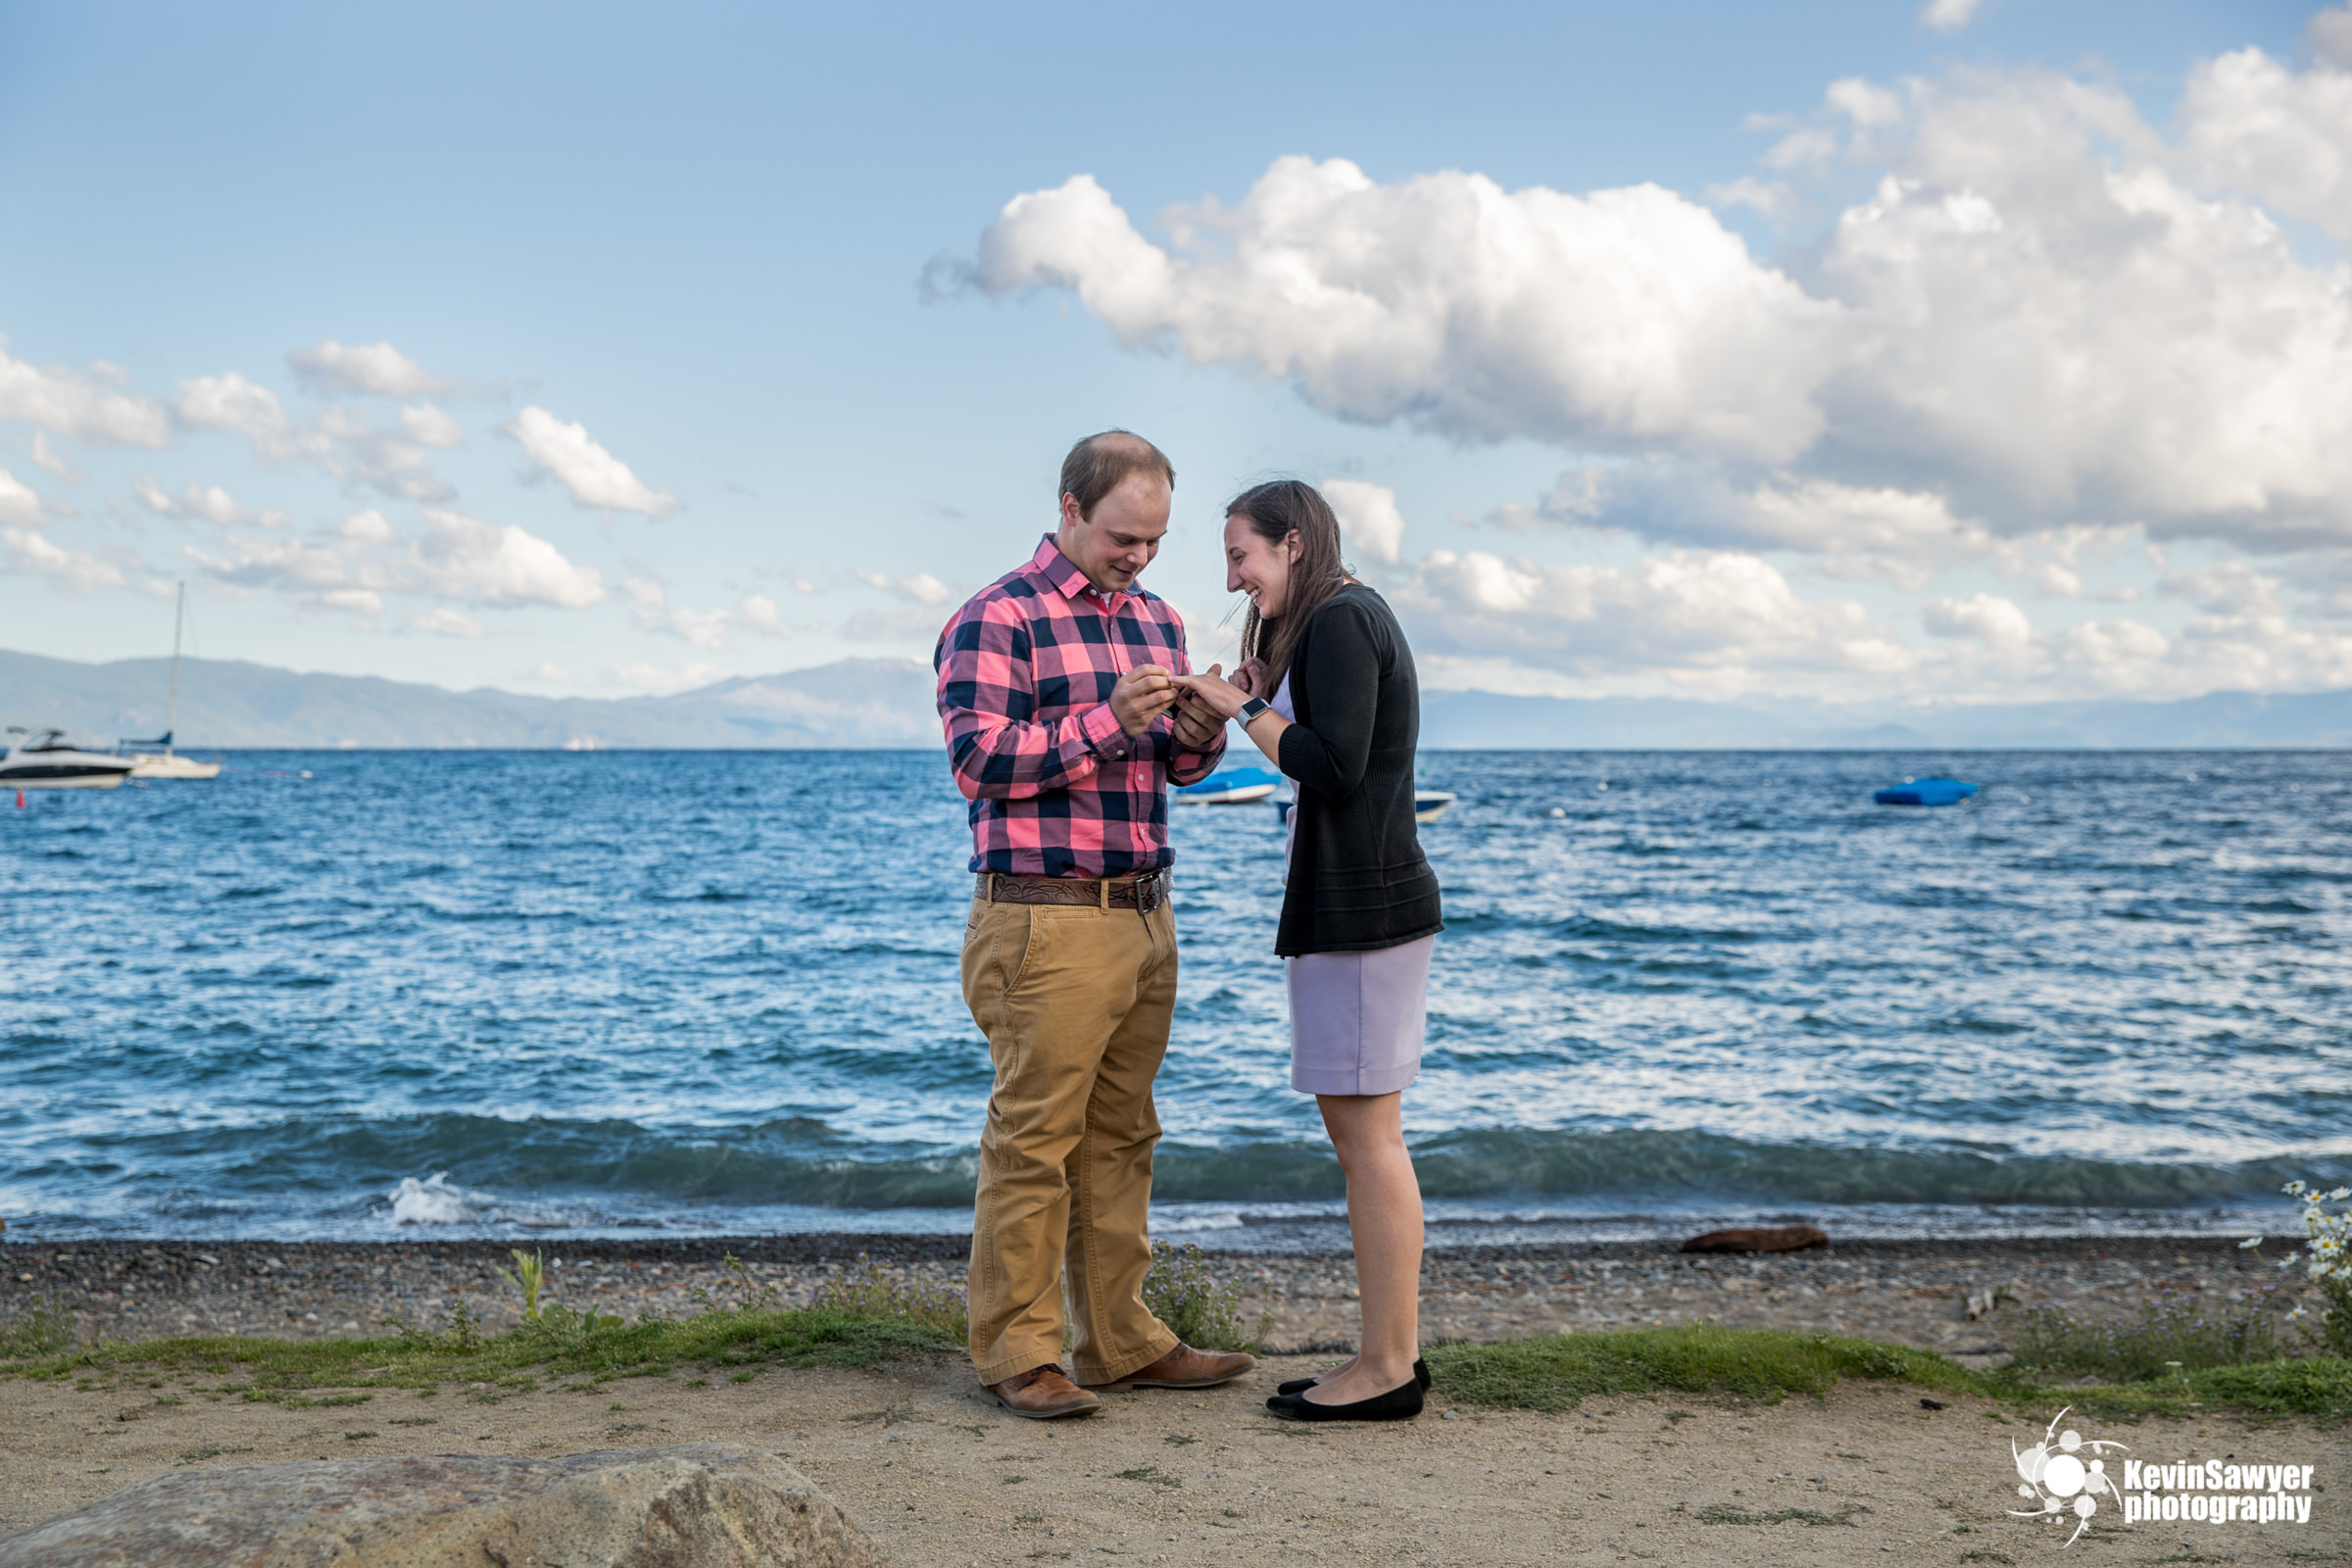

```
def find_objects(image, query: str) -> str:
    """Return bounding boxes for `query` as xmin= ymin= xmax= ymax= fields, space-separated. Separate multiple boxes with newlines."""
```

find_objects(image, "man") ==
xmin=934 ymin=429 xmax=1253 ymax=1419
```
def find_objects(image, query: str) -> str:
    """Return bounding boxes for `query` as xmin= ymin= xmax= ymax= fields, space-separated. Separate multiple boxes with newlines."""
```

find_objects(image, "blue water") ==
xmin=4 ymin=751 xmax=2348 ymax=1245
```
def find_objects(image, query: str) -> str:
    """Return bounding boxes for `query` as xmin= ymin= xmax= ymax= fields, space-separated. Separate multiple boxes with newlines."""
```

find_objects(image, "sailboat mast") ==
xmin=167 ymin=581 xmax=183 ymax=757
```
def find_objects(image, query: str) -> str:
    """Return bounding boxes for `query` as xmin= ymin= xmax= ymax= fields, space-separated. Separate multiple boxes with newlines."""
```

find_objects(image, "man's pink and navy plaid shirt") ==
xmin=935 ymin=535 xmax=1226 ymax=877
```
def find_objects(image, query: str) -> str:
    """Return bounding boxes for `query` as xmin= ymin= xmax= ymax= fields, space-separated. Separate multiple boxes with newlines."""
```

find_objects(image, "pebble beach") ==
xmin=0 ymin=1232 xmax=2308 ymax=1369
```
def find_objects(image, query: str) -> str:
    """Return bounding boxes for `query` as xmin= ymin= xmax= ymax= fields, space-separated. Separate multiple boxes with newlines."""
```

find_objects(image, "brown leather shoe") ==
xmin=985 ymin=1364 xmax=1102 ymax=1420
xmin=1102 ymin=1342 xmax=1256 ymax=1389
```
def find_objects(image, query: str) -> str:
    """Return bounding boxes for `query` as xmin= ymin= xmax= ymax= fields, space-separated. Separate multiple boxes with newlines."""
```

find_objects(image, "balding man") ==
xmin=934 ymin=430 xmax=1254 ymax=1418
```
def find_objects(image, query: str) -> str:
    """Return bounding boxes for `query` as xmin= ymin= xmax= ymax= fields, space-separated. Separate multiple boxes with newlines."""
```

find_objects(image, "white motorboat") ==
xmin=0 ymin=728 xmax=135 ymax=789
xmin=117 ymin=582 xmax=220 ymax=779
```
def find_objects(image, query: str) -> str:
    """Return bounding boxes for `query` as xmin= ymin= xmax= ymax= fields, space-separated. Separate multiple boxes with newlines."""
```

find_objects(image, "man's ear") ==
xmin=1058 ymin=492 xmax=1086 ymax=534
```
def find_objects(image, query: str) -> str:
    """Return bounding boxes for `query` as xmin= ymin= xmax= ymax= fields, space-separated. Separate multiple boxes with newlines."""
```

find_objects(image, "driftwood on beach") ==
xmin=1679 ymin=1225 xmax=1831 ymax=1254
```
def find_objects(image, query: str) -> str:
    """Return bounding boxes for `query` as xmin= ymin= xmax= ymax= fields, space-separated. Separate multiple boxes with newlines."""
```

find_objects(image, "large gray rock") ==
xmin=0 ymin=1444 xmax=885 ymax=1568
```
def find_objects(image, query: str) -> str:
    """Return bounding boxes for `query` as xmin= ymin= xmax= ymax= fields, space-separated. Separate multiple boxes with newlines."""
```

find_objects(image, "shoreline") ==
xmin=3 ymin=1233 xmax=2301 ymax=1367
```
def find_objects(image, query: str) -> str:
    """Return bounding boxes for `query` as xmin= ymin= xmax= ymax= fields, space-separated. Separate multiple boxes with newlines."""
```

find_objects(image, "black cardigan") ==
xmin=1272 ymin=585 xmax=1444 ymax=956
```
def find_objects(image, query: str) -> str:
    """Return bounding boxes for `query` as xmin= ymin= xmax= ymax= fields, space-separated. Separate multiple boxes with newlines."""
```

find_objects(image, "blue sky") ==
xmin=2 ymin=0 xmax=2343 ymax=710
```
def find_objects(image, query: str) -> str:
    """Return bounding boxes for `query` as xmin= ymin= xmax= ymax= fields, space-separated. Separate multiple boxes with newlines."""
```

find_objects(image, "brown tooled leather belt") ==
xmin=984 ymin=869 xmax=1168 ymax=912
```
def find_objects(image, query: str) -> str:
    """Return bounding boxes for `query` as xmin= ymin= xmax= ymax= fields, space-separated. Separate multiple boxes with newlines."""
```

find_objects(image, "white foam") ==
xmin=387 ymin=1172 xmax=475 ymax=1225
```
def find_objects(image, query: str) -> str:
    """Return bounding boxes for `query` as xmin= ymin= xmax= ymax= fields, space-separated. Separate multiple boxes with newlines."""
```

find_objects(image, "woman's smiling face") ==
xmin=1225 ymin=512 xmax=1302 ymax=618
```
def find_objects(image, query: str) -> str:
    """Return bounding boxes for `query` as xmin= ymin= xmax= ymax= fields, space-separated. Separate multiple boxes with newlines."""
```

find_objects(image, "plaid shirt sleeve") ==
xmin=934 ymin=592 xmax=1128 ymax=802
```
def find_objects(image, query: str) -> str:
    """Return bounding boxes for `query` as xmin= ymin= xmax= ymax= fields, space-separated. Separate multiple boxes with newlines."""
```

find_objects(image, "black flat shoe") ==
xmin=1266 ymin=1376 xmax=1425 ymax=1422
xmin=1275 ymin=1356 xmax=1429 ymax=1396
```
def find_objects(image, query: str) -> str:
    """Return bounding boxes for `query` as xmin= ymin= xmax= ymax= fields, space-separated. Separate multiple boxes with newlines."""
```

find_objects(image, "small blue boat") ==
xmin=1874 ymin=777 xmax=1979 ymax=808
xmin=1176 ymin=764 xmax=1282 ymax=805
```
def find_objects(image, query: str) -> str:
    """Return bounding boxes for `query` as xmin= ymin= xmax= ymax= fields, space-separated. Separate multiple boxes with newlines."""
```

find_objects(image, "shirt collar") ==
xmin=1031 ymin=534 xmax=1131 ymax=612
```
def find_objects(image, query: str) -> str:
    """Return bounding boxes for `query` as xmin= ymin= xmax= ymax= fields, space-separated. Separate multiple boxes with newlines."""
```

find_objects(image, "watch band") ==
xmin=1238 ymin=697 xmax=1273 ymax=724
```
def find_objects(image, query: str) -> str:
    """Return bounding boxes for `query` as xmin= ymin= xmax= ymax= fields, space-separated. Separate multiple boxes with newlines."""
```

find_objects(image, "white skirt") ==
xmin=1285 ymin=933 xmax=1434 ymax=1097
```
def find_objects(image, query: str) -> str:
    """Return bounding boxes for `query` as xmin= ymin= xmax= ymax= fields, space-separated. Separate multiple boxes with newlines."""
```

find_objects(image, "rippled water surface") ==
xmin=4 ymin=750 xmax=2347 ymax=1241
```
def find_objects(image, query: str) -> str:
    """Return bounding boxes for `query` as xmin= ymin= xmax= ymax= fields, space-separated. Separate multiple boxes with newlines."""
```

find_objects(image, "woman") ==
xmin=1174 ymin=479 xmax=1443 ymax=1422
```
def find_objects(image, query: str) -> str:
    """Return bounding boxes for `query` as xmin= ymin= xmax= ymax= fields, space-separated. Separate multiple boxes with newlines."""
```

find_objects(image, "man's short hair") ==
xmin=1059 ymin=430 xmax=1175 ymax=520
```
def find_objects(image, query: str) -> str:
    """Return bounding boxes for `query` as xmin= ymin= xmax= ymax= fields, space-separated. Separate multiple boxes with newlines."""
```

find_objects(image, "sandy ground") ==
xmin=2 ymin=1349 xmax=2344 ymax=1567
xmin=4 ymin=1235 xmax=2344 ymax=1564
xmin=0 ymin=1235 xmax=2311 ymax=1372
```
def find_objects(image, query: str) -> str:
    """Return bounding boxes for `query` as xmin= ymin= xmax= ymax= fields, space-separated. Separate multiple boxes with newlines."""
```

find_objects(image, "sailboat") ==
xmin=118 ymin=583 xmax=221 ymax=780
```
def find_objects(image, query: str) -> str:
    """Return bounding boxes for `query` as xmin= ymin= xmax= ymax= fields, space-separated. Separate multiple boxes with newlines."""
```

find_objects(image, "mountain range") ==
xmin=5 ymin=647 xmax=2349 ymax=750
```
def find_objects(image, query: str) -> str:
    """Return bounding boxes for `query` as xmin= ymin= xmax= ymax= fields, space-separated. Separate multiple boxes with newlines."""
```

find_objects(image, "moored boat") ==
xmin=1875 ymin=777 xmax=1979 ymax=807
xmin=0 ymin=728 xmax=135 ymax=789
xmin=116 ymin=583 xmax=220 ymax=779
xmin=120 ymin=734 xmax=222 ymax=780
xmin=1176 ymin=764 xmax=1282 ymax=805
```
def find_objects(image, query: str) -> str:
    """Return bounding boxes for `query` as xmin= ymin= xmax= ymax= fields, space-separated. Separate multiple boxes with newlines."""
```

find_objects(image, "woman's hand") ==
xmin=1172 ymin=665 xmax=1251 ymax=721
xmin=1229 ymin=658 xmax=1268 ymax=699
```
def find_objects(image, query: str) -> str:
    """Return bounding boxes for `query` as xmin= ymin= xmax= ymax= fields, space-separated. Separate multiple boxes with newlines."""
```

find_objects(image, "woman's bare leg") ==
xmin=1302 ymin=1091 xmax=1422 ymax=1405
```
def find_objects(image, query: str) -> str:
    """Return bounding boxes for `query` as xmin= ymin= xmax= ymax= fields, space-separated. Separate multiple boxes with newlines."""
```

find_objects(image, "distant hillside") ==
xmin=0 ymin=649 xmax=938 ymax=749
xmin=4 ymin=647 xmax=2348 ymax=749
xmin=1417 ymin=688 xmax=2352 ymax=750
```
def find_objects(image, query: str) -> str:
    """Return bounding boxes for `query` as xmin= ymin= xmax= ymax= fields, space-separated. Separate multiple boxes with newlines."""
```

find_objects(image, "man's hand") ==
xmin=1169 ymin=666 xmax=1250 ymax=721
xmin=1170 ymin=672 xmax=1225 ymax=749
xmin=1110 ymin=663 xmax=1178 ymax=738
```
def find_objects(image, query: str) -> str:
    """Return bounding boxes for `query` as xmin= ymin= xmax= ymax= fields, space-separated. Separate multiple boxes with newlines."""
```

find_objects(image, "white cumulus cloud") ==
xmin=856 ymin=569 xmax=953 ymax=605
xmin=410 ymin=608 xmax=485 ymax=638
xmin=287 ymin=339 xmax=450 ymax=398
xmin=1923 ymin=592 xmax=2033 ymax=649
xmin=962 ymin=43 xmax=2352 ymax=551
xmin=2 ymin=525 xmax=124 ymax=593
xmin=28 ymin=433 xmax=78 ymax=481
xmin=502 ymin=407 xmax=678 ymax=516
xmin=1393 ymin=547 xmax=1915 ymax=692
xmin=963 ymin=162 xmax=1840 ymax=464
xmin=0 ymin=338 xmax=171 ymax=447
xmin=0 ymin=465 xmax=45 ymax=528
xmin=1918 ymin=0 xmax=1985 ymax=32
xmin=399 ymin=403 xmax=465 ymax=448
xmin=640 ymin=594 xmax=791 ymax=650
xmin=416 ymin=509 xmax=608 ymax=608
xmin=2179 ymin=39 xmax=2352 ymax=244
xmin=173 ymin=372 xmax=287 ymax=437
xmin=1324 ymin=479 xmax=1408 ymax=566
xmin=132 ymin=474 xmax=284 ymax=528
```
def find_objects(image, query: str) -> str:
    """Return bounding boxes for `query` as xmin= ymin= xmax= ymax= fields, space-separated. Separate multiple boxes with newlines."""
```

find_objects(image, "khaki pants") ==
xmin=961 ymin=884 xmax=1182 ymax=1386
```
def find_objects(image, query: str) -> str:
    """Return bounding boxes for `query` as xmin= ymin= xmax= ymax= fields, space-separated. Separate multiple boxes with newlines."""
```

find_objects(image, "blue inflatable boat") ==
xmin=1176 ymin=765 xmax=1282 ymax=805
xmin=1874 ymin=777 xmax=1980 ymax=807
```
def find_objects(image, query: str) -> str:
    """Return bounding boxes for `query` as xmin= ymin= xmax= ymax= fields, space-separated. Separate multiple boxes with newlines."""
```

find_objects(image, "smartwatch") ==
xmin=1238 ymin=697 xmax=1273 ymax=725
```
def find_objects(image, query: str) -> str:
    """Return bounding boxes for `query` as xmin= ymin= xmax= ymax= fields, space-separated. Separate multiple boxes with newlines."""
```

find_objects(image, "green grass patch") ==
xmin=0 ymin=1304 xmax=958 ymax=1396
xmin=1141 ymin=1241 xmax=1265 ymax=1353
xmin=1425 ymin=1325 xmax=2352 ymax=1422
xmin=0 ymin=1298 xmax=72 ymax=1359
xmin=2008 ymin=1286 xmax=2290 ymax=1380
xmin=1699 ymin=1503 xmax=1867 ymax=1527
xmin=1427 ymin=1324 xmax=1980 ymax=1412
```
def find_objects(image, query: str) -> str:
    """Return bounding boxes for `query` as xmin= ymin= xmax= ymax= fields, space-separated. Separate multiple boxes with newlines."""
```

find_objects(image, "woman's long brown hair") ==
xmin=1230 ymin=479 xmax=1351 ymax=696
